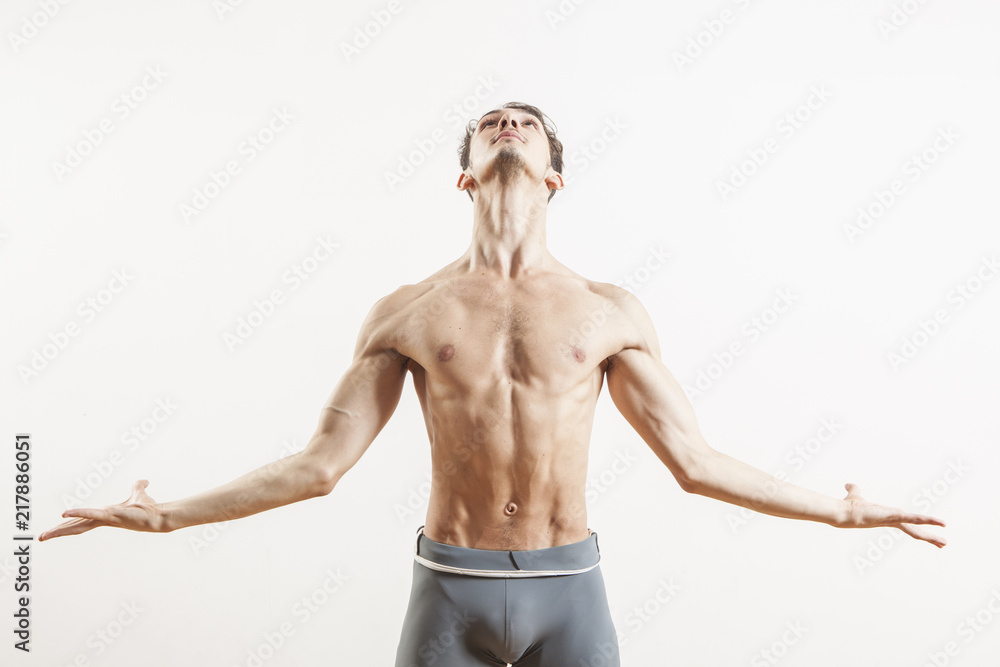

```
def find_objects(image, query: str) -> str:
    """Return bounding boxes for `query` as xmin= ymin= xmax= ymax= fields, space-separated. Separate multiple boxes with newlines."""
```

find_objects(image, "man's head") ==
xmin=457 ymin=102 xmax=564 ymax=203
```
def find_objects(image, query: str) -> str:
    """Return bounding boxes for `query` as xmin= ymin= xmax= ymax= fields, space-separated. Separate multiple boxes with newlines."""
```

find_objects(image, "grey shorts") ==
xmin=395 ymin=526 xmax=620 ymax=667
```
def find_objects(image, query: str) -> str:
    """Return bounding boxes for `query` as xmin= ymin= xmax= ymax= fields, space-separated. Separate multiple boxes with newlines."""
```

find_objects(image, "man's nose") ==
xmin=500 ymin=117 xmax=518 ymax=129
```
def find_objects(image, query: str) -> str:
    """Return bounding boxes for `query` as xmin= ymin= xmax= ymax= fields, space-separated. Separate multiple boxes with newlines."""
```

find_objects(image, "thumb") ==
xmin=128 ymin=479 xmax=150 ymax=499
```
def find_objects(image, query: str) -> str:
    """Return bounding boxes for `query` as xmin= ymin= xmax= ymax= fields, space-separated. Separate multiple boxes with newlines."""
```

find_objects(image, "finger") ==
xmin=843 ymin=483 xmax=864 ymax=500
xmin=127 ymin=479 xmax=150 ymax=501
xmin=879 ymin=508 xmax=947 ymax=527
xmin=62 ymin=508 xmax=114 ymax=523
xmin=896 ymin=513 xmax=946 ymax=527
xmin=39 ymin=517 xmax=101 ymax=541
xmin=898 ymin=523 xmax=947 ymax=548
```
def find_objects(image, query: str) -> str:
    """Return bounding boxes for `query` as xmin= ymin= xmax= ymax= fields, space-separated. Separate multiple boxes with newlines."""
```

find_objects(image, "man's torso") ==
xmin=375 ymin=263 xmax=643 ymax=550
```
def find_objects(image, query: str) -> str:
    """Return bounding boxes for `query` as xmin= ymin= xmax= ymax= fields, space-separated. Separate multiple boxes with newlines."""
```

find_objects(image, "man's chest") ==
xmin=396 ymin=281 xmax=624 ymax=385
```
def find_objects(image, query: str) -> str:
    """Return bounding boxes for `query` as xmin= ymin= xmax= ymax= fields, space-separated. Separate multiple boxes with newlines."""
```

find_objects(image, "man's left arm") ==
xmin=603 ymin=288 xmax=946 ymax=548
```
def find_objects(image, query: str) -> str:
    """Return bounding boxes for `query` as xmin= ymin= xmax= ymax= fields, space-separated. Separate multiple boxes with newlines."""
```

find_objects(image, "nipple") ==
xmin=504 ymin=502 xmax=518 ymax=515
xmin=438 ymin=344 xmax=455 ymax=362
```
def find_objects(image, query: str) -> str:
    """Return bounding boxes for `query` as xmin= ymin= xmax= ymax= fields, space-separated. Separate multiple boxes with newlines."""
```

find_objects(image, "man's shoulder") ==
xmin=363 ymin=278 xmax=458 ymax=334
xmin=586 ymin=282 xmax=661 ymax=364
xmin=586 ymin=280 xmax=647 ymax=315
xmin=365 ymin=283 xmax=428 ymax=324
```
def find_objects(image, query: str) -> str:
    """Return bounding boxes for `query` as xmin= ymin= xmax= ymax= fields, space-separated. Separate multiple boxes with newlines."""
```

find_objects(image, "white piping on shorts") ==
xmin=413 ymin=528 xmax=599 ymax=578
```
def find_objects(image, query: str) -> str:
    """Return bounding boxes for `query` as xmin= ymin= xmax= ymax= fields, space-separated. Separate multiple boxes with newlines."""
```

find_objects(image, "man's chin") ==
xmin=493 ymin=142 xmax=523 ymax=155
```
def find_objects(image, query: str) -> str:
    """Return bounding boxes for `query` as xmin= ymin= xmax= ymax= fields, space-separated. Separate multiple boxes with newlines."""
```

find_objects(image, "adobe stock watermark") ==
xmin=587 ymin=449 xmax=638 ymax=505
xmin=683 ymin=288 xmax=799 ymax=400
xmin=887 ymin=253 xmax=998 ymax=372
xmin=411 ymin=609 xmax=478 ymax=666
xmin=60 ymin=397 xmax=179 ymax=510
xmin=394 ymin=470 xmax=432 ymax=523
xmin=235 ymin=566 xmax=350 ymax=667
xmin=619 ymin=576 xmax=682 ymax=643
xmin=576 ymin=638 xmax=620 ymax=667
xmin=716 ymin=84 xmax=833 ymax=202
xmin=561 ymin=116 xmax=628 ymax=188
xmin=561 ymin=301 xmax=618 ymax=357
xmin=384 ymin=75 xmax=500 ymax=192
xmin=559 ymin=446 xmax=642 ymax=525
xmin=544 ymin=0 xmax=591 ymax=31
xmin=750 ymin=620 xmax=808 ymax=667
xmin=223 ymin=234 xmax=340 ymax=352
xmin=614 ymin=245 xmax=670 ymax=295
xmin=51 ymin=65 xmax=168 ymax=182
xmin=917 ymin=588 xmax=1000 ymax=667
xmin=213 ymin=0 xmax=249 ymax=21
xmin=8 ymin=0 xmax=73 ymax=53
xmin=394 ymin=416 xmax=504 ymax=522
xmin=877 ymin=0 xmax=932 ymax=40
xmin=178 ymin=107 xmax=295 ymax=224
xmin=842 ymin=126 xmax=958 ymax=244
xmin=59 ymin=600 xmax=144 ymax=665
xmin=16 ymin=268 xmax=135 ymax=386
xmin=351 ymin=281 xmax=459 ymax=421
xmin=0 ymin=553 xmax=20 ymax=587
xmin=726 ymin=417 xmax=844 ymax=533
xmin=853 ymin=459 xmax=968 ymax=575
xmin=189 ymin=438 xmax=302 ymax=556
xmin=671 ymin=0 xmax=757 ymax=73
xmin=340 ymin=0 xmax=417 ymax=63
xmin=553 ymin=245 xmax=668 ymax=360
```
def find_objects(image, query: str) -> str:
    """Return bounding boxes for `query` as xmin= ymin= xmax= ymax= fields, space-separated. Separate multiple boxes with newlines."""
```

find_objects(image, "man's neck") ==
xmin=463 ymin=181 xmax=553 ymax=280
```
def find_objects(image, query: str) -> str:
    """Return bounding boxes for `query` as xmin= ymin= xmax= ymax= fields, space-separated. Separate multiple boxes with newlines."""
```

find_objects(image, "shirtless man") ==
xmin=40 ymin=102 xmax=946 ymax=667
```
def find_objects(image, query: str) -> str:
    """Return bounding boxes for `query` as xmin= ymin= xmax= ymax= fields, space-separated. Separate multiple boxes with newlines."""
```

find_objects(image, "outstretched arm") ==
xmin=603 ymin=288 xmax=946 ymax=548
xmin=40 ymin=294 xmax=410 ymax=541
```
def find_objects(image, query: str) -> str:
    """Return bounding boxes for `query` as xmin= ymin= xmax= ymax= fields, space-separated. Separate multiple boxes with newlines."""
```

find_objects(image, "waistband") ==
xmin=412 ymin=525 xmax=601 ymax=578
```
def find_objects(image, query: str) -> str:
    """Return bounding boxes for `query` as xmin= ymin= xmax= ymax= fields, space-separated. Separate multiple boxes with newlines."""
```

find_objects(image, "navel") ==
xmin=437 ymin=344 xmax=455 ymax=362
xmin=504 ymin=502 xmax=518 ymax=515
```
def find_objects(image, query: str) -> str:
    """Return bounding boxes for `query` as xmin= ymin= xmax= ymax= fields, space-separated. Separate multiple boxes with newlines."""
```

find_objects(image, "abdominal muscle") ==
xmin=417 ymin=379 xmax=597 ymax=551
xmin=422 ymin=457 xmax=592 ymax=551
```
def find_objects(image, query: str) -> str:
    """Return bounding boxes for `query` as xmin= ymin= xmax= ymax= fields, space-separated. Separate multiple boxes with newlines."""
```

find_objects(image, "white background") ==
xmin=2 ymin=1 xmax=999 ymax=666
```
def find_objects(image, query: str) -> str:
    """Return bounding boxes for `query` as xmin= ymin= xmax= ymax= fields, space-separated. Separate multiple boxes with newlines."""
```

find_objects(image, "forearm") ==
xmin=158 ymin=452 xmax=332 ymax=532
xmin=685 ymin=448 xmax=848 ymax=527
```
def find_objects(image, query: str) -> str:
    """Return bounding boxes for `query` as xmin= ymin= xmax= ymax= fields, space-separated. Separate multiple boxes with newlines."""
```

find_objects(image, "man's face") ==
xmin=461 ymin=108 xmax=558 ymax=196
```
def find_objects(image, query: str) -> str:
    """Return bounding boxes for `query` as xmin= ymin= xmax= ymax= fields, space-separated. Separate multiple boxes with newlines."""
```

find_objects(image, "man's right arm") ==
xmin=40 ymin=293 xmax=410 ymax=540
xmin=159 ymin=339 xmax=408 ymax=532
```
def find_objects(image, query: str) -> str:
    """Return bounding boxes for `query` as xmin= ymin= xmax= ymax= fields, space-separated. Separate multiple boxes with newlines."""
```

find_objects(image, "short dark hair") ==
xmin=458 ymin=101 xmax=564 ymax=203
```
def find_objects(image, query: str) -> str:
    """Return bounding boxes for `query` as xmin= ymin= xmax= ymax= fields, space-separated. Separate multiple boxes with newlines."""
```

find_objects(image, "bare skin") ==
xmin=40 ymin=107 xmax=946 ymax=551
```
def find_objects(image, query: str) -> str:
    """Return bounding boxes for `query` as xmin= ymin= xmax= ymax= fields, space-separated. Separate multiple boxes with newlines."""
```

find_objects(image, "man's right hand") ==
xmin=839 ymin=483 xmax=947 ymax=548
xmin=39 ymin=479 xmax=166 ymax=541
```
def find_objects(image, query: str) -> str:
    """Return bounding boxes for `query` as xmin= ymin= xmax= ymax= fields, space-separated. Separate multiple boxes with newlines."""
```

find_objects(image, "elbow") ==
xmin=312 ymin=468 xmax=341 ymax=497
xmin=674 ymin=439 xmax=716 ymax=495
xmin=293 ymin=453 xmax=340 ymax=498
xmin=295 ymin=446 xmax=345 ymax=498
xmin=676 ymin=468 xmax=703 ymax=495
xmin=312 ymin=462 xmax=346 ymax=497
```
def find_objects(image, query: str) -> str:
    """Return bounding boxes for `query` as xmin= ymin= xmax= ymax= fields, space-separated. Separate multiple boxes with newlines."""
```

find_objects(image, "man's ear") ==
xmin=457 ymin=171 xmax=476 ymax=196
xmin=544 ymin=169 xmax=565 ymax=193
